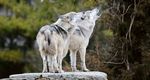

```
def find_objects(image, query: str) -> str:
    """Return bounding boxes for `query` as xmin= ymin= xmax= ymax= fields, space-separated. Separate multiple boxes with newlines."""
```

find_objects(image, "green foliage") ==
xmin=0 ymin=0 xmax=105 ymax=39
xmin=102 ymin=30 xmax=113 ymax=38
xmin=0 ymin=0 xmax=110 ymax=78
xmin=0 ymin=50 xmax=23 ymax=62
xmin=1 ymin=0 xmax=149 ymax=80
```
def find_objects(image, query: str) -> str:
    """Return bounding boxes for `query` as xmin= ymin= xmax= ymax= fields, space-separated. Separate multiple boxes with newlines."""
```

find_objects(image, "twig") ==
xmin=103 ymin=61 xmax=124 ymax=64
xmin=126 ymin=0 xmax=137 ymax=46
xmin=109 ymin=51 xmax=118 ymax=62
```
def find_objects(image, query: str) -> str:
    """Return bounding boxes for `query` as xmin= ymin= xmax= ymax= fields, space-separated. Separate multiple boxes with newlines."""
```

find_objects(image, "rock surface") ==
xmin=9 ymin=71 xmax=107 ymax=80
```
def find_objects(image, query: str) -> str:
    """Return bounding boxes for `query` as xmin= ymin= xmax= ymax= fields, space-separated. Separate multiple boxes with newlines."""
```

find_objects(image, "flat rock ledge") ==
xmin=9 ymin=72 xmax=107 ymax=80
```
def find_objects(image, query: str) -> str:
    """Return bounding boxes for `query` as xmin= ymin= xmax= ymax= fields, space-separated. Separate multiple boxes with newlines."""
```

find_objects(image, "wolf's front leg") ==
xmin=70 ymin=50 xmax=79 ymax=72
xmin=53 ymin=54 xmax=59 ymax=73
xmin=79 ymin=48 xmax=89 ymax=72
xmin=57 ymin=49 xmax=64 ymax=73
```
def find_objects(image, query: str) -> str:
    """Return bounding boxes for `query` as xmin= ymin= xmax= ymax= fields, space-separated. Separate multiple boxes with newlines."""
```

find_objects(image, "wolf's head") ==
xmin=59 ymin=12 xmax=84 ymax=24
xmin=59 ymin=12 xmax=84 ymax=32
xmin=82 ymin=8 xmax=100 ymax=21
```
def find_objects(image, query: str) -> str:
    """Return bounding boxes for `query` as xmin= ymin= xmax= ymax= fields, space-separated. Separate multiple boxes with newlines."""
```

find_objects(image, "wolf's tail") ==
xmin=43 ymin=29 xmax=51 ymax=46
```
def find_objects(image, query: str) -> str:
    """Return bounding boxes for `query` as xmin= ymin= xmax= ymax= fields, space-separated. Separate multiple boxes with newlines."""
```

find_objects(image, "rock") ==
xmin=9 ymin=71 xmax=107 ymax=80
xmin=0 ymin=78 xmax=10 ymax=80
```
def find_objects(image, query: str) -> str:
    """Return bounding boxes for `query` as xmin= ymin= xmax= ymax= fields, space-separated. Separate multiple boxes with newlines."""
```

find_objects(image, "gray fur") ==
xmin=67 ymin=8 xmax=100 ymax=72
xmin=36 ymin=12 xmax=84 ymax=73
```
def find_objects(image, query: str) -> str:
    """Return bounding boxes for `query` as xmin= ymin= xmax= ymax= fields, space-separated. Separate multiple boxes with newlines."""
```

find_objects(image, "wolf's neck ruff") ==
xmin=54 ymin=25 xmax=68 ymax=39
xmin=54 ymin=19 xmax=73 ymax=30
xmin=75 ymin=23 xmax=95 ymax=39
xmin=75 ymin=26 xmax=86 ymax=37
xmin=49 ymin=24 xmax=68 ymax=39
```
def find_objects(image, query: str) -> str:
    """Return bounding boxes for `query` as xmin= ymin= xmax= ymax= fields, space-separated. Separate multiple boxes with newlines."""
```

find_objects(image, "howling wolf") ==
xmin=67 ymin=8 xmax=100 ymax=72
xmin=36 ymin=12 xmax=84 ymax=73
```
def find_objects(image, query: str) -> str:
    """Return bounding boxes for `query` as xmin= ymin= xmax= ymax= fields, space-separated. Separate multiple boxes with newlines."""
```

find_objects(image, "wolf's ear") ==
xmin=98 ymin=12 xmax=102 ymax=18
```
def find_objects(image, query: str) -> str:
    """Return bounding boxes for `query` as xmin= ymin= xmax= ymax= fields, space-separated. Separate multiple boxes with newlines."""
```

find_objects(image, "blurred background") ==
xmin=0 ymin=0 xmax=149 ymax=80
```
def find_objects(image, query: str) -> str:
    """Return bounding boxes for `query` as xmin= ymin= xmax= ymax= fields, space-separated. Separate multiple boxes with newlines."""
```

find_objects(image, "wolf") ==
xmin=36 ymin=12 xmax=84 ymax=73
xmin=66 ymin=8 xmax=101 ymax=72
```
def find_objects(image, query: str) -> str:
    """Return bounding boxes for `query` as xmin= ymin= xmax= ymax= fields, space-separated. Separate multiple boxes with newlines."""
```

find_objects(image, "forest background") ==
xmin=0 ymin=0 xmax=149 ymax=80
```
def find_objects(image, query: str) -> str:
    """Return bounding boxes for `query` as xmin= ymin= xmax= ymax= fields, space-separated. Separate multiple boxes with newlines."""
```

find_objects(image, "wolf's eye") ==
xmin=81 ymin=17 xmax=84 ymax=20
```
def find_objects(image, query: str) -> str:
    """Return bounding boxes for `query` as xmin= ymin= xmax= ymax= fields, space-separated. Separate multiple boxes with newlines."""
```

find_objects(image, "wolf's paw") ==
xmin=42 ymin=69 xmax=48 ymax=73
xmin=57 ymin=70 xmax=64 ymax=73
xmin=72 ymin=69 xmax=80 ymax=72
xmin=82 ymin=68 xmax=90 ymax=72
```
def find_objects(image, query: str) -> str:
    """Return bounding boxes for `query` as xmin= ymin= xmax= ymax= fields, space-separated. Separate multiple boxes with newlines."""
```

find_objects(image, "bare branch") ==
xmin=109 ymin=51 xmax=118 ymax=62
xmin=125 ymin=57 xmax=130 ymax=70
xmin=124 ymin=4 xmax=132 ymax=15
xmin=103 ymin=61 xmax=125 ymax=65
xmin=126 ymin=0 xmax=137 ymax=46
xmin=117 ymin=2 xmax=121 ymax=13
